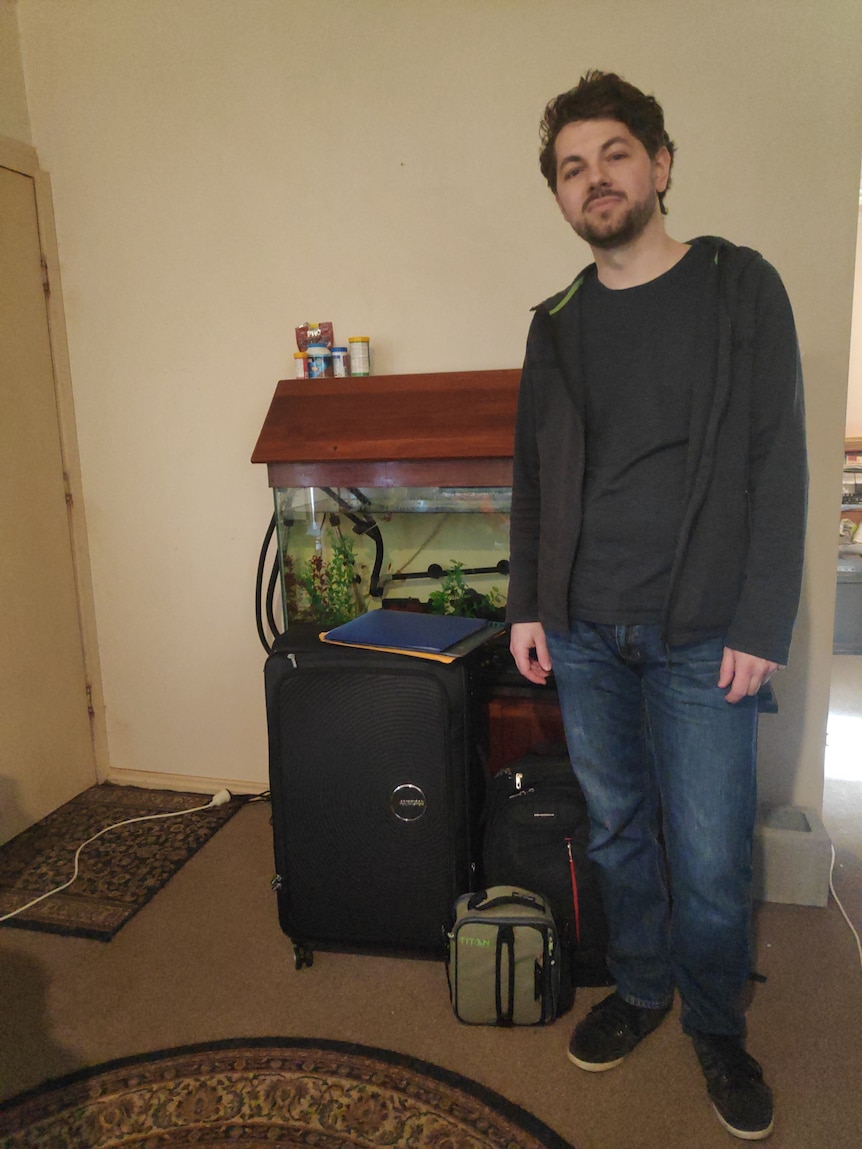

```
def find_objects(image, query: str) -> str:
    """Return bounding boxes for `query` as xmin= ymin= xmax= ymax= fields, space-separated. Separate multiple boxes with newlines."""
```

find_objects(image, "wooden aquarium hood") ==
xmin=252 ymin=368 xmax=521 ymax=488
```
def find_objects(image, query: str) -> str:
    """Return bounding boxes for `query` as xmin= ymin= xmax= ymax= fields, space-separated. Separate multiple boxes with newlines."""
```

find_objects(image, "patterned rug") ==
xmin=0 ymin=784 xmax=242 ymax=941
xmin=0 ymin=1037 xmax=576 ymax=1148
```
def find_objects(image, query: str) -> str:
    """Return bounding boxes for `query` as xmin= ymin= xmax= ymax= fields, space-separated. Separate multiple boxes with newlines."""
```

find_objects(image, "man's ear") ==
xmin=653 ymin=145 xmax=672 ymax=194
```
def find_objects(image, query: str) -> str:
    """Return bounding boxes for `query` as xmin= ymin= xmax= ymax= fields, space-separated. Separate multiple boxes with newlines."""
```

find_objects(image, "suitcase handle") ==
xmin=467 ymin=889 xmax=546 ymax=913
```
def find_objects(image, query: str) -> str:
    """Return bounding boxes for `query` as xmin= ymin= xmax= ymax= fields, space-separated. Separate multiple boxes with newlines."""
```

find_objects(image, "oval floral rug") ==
xmin=0 ymin=1036 xmax=576 ymax=1149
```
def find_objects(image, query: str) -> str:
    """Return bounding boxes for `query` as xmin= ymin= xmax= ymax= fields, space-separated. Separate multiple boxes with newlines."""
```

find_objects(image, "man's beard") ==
xmin=573 ymin=190 xmax=658 ymax=250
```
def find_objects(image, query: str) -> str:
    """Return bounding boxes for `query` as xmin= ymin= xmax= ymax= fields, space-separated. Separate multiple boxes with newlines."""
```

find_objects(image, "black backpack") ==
xmin=480 ymin=752 xmax=612 ymax=1014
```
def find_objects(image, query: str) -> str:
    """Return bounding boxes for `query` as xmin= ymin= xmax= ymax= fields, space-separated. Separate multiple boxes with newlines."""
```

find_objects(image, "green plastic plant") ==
xmin=427 ymin=560 xmax=504 ymax=618
xmin=297 ymin=530 xmax=360 ymax=627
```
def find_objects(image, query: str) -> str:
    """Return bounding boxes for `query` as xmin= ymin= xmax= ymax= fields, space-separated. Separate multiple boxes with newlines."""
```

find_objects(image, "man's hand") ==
xmin=719 ymin=647 xmax=779 ymax=704
xmin=510 ymin=621 xmax=553 ymax=685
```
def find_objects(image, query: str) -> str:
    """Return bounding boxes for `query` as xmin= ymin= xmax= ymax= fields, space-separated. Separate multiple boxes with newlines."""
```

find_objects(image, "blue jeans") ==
xmin=546 ymin=622 xmax=758 ymax=1036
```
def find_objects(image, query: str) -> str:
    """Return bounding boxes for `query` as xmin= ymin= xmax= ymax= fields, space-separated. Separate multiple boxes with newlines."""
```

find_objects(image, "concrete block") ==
xmin=752 ymin=805 xmax=832 ymax=907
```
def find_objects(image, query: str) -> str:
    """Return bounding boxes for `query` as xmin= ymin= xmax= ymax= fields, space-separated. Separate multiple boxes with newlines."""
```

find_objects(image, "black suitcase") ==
xmin=481 ymin=752 xmax=612 ymax=1013
xmin=264 ymin=622 xmax=486 ymax=968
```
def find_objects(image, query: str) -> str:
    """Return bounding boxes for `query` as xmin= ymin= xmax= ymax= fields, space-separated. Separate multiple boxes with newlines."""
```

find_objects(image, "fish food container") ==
xmin=348 ymin=337 xmax=371 ymax=376
xmin=307 ymin=344 xmax=333 ymax=379
xmin=332 ymin=346 xmax=350 ymax=377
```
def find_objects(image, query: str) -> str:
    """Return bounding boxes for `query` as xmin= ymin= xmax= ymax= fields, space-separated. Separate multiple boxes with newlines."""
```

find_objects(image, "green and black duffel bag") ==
xmin=446 ymin=886 xmax=561 ymax=1025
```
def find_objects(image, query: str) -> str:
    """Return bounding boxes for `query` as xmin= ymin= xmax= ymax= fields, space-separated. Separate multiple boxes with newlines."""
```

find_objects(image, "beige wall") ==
xmin=13 ymin=0 xmax=862 ymax=807
xmin=0 ymin=0 xmax=30 ymax=142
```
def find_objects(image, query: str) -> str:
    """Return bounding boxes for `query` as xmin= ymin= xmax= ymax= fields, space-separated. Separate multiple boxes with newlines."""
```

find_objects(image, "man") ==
xmin=507 ymin=71 xmax=807 ymax=1142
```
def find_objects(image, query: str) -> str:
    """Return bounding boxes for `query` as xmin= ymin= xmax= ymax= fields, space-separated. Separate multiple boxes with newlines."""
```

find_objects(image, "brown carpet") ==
xmin=0 ymin=1036 xmax=575 ymax=1148
xmin=1 ymin=801 xmax=860 ymax=1149
xmin=0 ymin=784 xmax=242 ymax=941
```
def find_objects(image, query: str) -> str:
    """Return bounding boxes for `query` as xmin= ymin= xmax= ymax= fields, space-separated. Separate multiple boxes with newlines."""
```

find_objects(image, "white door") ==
xmin=0 ymin=163 xmax=97 ymax=843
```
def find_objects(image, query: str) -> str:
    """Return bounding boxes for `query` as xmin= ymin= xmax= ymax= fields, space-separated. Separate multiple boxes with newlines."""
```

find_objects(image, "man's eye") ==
xmin=609 ymin=152 xmax=627 ymax=161
xmin=562 ymin=167 xmax=582 ymax=180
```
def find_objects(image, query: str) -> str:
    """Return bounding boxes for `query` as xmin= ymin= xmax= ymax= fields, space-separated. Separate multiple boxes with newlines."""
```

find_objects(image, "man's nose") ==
xmin=587 ymin=163 xmax=611 ymax=189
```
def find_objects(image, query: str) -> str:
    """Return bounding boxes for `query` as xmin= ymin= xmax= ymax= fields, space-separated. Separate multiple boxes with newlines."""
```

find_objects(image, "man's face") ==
xmin=553 ymin=119 xmax=670 ymax=250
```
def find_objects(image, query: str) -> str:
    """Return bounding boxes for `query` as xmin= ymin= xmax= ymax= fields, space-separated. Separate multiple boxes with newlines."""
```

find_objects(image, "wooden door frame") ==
xmin=0 ymin=134 xmax=108 ymax=780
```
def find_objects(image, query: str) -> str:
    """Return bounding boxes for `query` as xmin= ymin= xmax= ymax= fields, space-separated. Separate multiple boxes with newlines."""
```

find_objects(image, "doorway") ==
xmin=0 ymin=157 xmax=99 ymax=842
xmin=821 ymin=196 xmax=862 ymax=936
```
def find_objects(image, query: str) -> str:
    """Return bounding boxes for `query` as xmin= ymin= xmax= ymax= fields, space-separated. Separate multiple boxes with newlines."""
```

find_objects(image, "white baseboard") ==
xmin=105 ymin=767 xmax=268 ymax=798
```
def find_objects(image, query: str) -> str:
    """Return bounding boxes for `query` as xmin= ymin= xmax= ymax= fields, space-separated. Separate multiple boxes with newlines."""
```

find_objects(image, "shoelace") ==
xmin=589 ymin=993 xmax=644 ymax=1034
xmin=697 ymin=1037 xmax=764 ymax=1088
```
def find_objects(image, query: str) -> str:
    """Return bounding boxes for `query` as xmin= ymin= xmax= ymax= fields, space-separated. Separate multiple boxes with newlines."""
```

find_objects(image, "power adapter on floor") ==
xmin=208 ymin=789 xmax=232 ymax=807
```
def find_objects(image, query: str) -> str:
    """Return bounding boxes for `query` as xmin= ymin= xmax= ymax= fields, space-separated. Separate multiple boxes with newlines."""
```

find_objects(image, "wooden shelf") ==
xmin=251 ymin=369 xmax=521 ymax=487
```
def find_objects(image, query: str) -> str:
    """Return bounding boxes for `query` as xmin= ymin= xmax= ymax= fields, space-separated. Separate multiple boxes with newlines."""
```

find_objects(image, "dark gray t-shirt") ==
xmin=569 ymin=243 xmax=715 ymax=624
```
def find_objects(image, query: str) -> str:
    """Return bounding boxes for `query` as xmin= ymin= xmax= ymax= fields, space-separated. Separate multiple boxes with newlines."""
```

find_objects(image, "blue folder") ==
xmin=322 ymin=611 xmax=490 ymax=655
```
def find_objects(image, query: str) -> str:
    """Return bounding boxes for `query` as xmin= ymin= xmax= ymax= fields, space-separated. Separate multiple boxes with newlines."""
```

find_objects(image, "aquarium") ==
xmin=273 ymin=485 xmax=511 ymax=630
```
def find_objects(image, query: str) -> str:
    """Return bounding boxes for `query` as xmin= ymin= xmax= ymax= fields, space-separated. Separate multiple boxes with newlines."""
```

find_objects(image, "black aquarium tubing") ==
xmin=255 ymin=513 xmax=277 ymax=654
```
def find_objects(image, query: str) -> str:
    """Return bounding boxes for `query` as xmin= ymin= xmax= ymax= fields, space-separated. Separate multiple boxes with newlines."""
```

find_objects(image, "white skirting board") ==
xmin=105 ymin=768 xmax=268 ymax=799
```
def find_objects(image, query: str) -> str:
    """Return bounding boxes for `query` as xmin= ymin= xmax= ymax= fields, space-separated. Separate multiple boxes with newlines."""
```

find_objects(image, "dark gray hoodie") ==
xmin=506 ymin=236 xmax=808 ymax=665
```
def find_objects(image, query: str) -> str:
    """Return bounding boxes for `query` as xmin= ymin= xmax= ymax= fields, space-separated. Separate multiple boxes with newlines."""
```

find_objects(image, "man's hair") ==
xmin=539 ymin=70 xmax=676 ymax=213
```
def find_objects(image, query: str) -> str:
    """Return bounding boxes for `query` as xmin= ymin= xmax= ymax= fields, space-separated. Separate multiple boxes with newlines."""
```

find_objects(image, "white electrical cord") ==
xmin=829 ymin=843 xmax=862 ymax=969
xmin=0 ymin=789 xmax=232 ymax=925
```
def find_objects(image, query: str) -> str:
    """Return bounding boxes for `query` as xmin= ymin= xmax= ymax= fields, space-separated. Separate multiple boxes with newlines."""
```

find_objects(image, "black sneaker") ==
xmin=692 ymin=1032 xmax=774 ymax=1141
xmin=567 ymin=990 xmax=671 ymax=1071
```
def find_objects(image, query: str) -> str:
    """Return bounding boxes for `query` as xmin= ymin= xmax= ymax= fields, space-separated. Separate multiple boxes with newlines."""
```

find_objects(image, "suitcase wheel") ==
xmin=292 ymin=942 xmax=314 ymax=970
